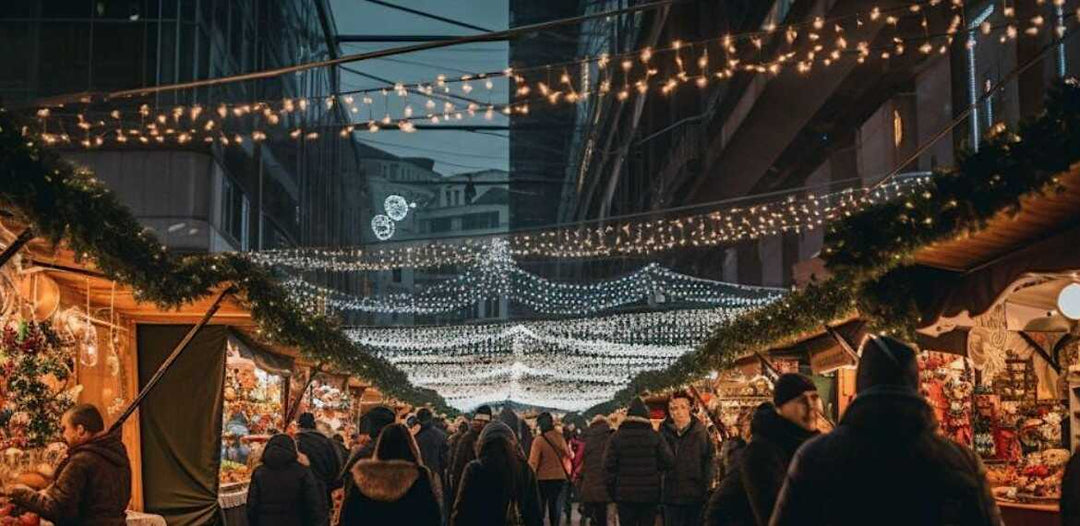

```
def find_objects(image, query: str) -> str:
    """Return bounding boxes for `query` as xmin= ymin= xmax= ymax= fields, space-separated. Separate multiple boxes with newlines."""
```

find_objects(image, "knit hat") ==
xmin=773 ymin=373 xmax=817 ymax=408
xmin=627 ymin=397 xmax=650 ymax=419
xmin=477 ymin=421 xmax=516 ymax=450
xmin=856 ymin=335 xmax=919 ymax=393
xmin=297 ymin=412 xmax=317 ymax=430
xmin=416 ymin=408 xmax=433 ymax=425
xmin=473 ymin=405 xmax=493 ymax=422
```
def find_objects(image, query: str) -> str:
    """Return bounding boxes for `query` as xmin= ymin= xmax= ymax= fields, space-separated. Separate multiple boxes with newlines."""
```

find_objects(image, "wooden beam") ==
xmin=1018 ymin=331 xmax=1063 ymax=374
xmin=0 ymin=229 xmax=34 ymax=269
xmin=108 ymin=286 xmax=236 ymax=434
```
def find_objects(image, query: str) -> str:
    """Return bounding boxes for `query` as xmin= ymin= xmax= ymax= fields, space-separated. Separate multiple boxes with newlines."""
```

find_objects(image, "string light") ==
xmin=347 ymin=304 xmax=751 ymax=410
xmin=284 ymin=240 xmax=785 ymax=316
xmin=250 ymin=174 xmax=930 ymax=271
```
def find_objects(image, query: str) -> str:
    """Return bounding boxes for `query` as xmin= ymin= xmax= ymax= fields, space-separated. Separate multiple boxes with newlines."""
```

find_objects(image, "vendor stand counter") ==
xmin=219 ymin=481 xmax=249 ymax=526
xmin=998 ymin=501 xmax=1060 ymax=526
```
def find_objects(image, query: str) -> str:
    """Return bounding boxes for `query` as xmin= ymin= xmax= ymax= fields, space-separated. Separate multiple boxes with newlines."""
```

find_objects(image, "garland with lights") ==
xmin=0 ymin=112 xmax=454 ymax=415
xmin=585 ymin=78 xmax=1080 ymax=415
xmin=253 ymin=175 xmax=929 ymax=271
xmin=287 ymin=240 xmax=783 ymax=316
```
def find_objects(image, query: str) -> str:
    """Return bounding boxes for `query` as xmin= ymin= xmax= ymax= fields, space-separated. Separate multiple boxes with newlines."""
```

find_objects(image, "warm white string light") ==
xmin=251 ymin=174 xmax=930 ymax=271
xmin=284 ymin=240 xmax=784 ymax=316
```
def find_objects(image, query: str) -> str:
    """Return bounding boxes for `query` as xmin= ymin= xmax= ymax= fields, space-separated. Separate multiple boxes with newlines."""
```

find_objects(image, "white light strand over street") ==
xmin=251 ymin=174 xmax=929 ymax=271
xmin=346 ymin=305 xmax=758 ymax=410
xmin=284 ymin=240 xmax=784 ymax=316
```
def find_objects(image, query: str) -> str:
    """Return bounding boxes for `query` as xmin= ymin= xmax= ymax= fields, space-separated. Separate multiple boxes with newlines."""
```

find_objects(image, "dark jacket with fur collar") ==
xmin=579 ymin=418 xmax=613 ymax=503
xmin=337 ymin=459 xmax=441 ymax=526
xmin=247 ymin=435 xmax=326 ymax=526
xmin=705 ymin=403 xmax=816 ymax=526
xmin=770 ymin=387 xmax=1002 ymax=526
xmin=11 ymin=432 xmax=131 ymax=526
xmin=602 ymin=416 xmax=674 ymax=504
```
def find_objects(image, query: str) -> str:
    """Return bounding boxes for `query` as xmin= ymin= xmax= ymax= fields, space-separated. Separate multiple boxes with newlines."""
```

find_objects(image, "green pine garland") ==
xmin=0 ymin=113 xmax=455 ymax=416
xmin=585 ymin=79 xmax=1080 ymax=415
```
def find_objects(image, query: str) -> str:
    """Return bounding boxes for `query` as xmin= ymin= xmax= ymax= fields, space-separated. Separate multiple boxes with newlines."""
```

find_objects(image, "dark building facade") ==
xmin=0 ymin=0 xmax=368 ymax=252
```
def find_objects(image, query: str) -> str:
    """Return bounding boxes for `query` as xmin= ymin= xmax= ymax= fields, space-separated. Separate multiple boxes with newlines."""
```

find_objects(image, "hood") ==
xmin=585 ymin=419 xmax=611 ymax=437
xmin=840 ymin=386 xmax=937 ymax=438
xmin=262 ymin=434 xmax=299 ymax=469
xmin=351 ymin=459 xmax=421 ymax=502
xmin=73 ymin=431 xmax=129 ymax=467
xmin=749 ymin=403 xmax=817 ymax=456
xmin=499 ymin=408 xmax=520 ymax=434
xmin=619 ymin=416 xmax=652 ymax=430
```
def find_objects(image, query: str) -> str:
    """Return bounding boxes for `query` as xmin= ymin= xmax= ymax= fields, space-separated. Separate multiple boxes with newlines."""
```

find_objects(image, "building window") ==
xmin=430 ymin=217 xmax=453 ymax=233
xmin=462 ymin=212 xmax=499 ymax=230
xmin=484 ymin=297 xmax=501 ymax=318
xmin=966 ymin=4 xmax=995 ymax=152
xmin=221 ymin=177 xmax=249 ymax=250
xmin=392 ymin=269 xmax=402 ymax=283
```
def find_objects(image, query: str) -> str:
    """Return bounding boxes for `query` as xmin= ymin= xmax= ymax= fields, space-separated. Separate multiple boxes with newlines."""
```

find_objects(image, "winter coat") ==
xmin=769 ymin=386 xmax=1003 ymax=526
xmin=1063 ymin=449 xmax=1080 ymax=526
xmin=450 ymin=455 xmax=544 ymax=526
xmin=449 ymin=422 xmax=484 ymax=490
xmin=338 ymin=459 xmax=441 ymax=526
xmin=662 ymin=417 xmax=716 ymax=505
xmin=578 ymin=419 xmax=613 ymax=504
xmin=296 ymin=429 xmax=344 ymax=498
xmin=415 ymin=422 xmax=449 ymax=477
xmin=529 ymin=429 xmax=572 ymax=481
xmin=602 ymin=416 xmax=674 ymax=504
xmin=246 ymin=435 xmax=327 ymax=526
xmin=705 ymin=403 xmax=815 ymax=526
xmin=11 ymin=431 xmax=131 ymax=526
xmin=569 ymin=435 xmax=586 ymax=480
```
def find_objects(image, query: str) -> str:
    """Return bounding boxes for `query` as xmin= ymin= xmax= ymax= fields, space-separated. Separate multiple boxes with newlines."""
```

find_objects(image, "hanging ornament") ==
xmin=384 ymin=195 xmax=414 ymax=222
xmin=80 ymin=331 xmax=99 ymax=368
xmin=371 ymin=214 xmax=396 ymax=241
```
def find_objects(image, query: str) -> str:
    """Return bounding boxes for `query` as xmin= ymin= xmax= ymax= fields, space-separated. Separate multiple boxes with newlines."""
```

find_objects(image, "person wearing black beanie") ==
xmin=770 ymin=335 xmax=1002 ymax=526
xmin=449 ymin=405 xmax=495 ymax=497
xmin=294 ymin=412 xmax=343 ymax=516
xmin=603 ymin=397 xmax=674 ymax=526
xmin=705 ymin=374 xmax=819 ymax=526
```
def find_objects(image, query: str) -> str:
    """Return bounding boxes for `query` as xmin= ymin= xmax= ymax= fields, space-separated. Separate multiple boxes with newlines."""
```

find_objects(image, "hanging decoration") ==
xmin=23 ymin=0 xmax=1074 ymax=145
xmin=0 ymin=321 xmax=78 ymax=449
xmin=285 ymin=240 xmax=784 ymax=316
xmin=348 ymin=304 xmax=751 ymax=410
xmin=370 ymin=215 xmax=396 ymax=241
xmin=254 ymin=174 xmax=929 ymax=271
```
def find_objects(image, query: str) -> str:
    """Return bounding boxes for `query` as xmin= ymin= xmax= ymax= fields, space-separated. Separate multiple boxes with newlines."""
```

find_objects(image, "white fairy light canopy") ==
xmin=347 ymin=304 xmax=769 ymax=411
xmin=287 ymin=240 xmax=784 ymax=316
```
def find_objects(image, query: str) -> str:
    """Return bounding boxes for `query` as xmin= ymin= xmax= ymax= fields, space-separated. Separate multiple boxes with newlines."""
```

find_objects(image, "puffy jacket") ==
xmin=296 ymin=429 xmax=344 ymax=499
xmin=450 ymin=455 xmax=543 ymax=526
xmin=414 ymin=422 xmax=449 ymax=477
xmin=662 ymin=417 xmax=716 ymax=505
xmin=578 ymin=419 xmax=613 ymax=503
xmin=602 ymin=416 xmax=674 ymax=504
xmin=246 ymin=435 xmax=327 ymax=526
xmin=705 ymin=403 xmax=815 ymax=526
xmin=11 ymin=431 xmax=131 ymax=526
xmin=1063 ymin=449 xmax=1080 ymax=526
xmin=449 ymin=422 xmax=485 ymax=490
xmin=770 ymin=386 xmax=1003 ymax=526
xmin=529 ymin=429 xmax=572 ymax=481
xmin=338 ymin=459 xmax=440 ymax=525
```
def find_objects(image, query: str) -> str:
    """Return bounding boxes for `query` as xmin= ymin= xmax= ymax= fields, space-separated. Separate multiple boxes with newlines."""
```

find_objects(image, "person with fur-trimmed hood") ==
xmin=769 ymin=335 xmax=1002 ymax=526
xmin=578 ymin=415 xmax=614 ymax=526
xmin=451 ymin=421 xmax=544 ymax=526
xmin=337 ymin=423 xmax=441 ymax=525
xmin=603 ymin=397 xmax=674 ymax=526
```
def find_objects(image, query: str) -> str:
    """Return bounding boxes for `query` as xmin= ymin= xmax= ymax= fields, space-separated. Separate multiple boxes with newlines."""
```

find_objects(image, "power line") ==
xmin=359 ymin=0 xmax=494 ymax=33
xmin=90 ymin=0 xmax=684 ymax=102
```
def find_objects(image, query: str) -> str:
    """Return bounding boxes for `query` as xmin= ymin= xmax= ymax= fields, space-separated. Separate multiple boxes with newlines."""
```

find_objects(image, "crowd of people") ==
xmin=2 ymin=335 xmax=1080 ymax=525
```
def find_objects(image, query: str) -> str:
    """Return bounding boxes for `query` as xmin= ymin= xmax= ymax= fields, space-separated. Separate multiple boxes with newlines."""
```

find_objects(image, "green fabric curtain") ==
xmin=138 ymin=324 xmax=228 ymax=526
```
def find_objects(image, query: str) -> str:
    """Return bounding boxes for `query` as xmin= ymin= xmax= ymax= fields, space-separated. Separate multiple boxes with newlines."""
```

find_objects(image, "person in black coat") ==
xmin=578 ymin=415 xmax=614 ymax=526
xmin=1063 ymin=448 xmax=1080 ymax=526
xmin=338 ymin=423 xmax=441 ymax=525
xmin=705 ymin=373 xmax=820 ymax=526
xmin=246 ymin=434 xmax=327 ymax=526
xmin=414 ymin=408 xmax=450 ymax=507
xmin=603 ymin=397 xmax=674 ymax=526
xmin=450 ymin=421 xmax=544 ymax=526
xmin=339 ymin=405 xmax=397 ymax=520
xmin=296 ymin=412 xmax=344 ymax=509
xmin=662 ymin=391 xmax=716 ymax=526
xmin=770 ymin=335 xmax=1003 ymax=526
xmin=449 ymin=405 xmax=493 ymax=492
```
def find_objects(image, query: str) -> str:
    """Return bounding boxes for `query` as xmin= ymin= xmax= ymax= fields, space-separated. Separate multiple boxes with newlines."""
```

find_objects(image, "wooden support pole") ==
xmin=285 ymin=362 xmax=324 ymax=425
xmin=0 ymin=229 xmax=34 ymax=270
xmin=108 ymin=286 xmax=235 ymax=434
xmin=824 ymin=324 xmax=862 ymax=363
xmin=1018 ymin=331 xmax=1063 ymax=374
xmin=687 ymin=384 xmax=729 ymax=440
xmin=754 ymin=351 xmax=781 ymax=382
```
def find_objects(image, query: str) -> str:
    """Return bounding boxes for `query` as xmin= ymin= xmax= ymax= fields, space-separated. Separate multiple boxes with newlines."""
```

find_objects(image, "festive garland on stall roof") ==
xmin=585 ymin=79 xmax=1080 ymax=416
xmin=0 ymin=112 xmax=456 ymax=416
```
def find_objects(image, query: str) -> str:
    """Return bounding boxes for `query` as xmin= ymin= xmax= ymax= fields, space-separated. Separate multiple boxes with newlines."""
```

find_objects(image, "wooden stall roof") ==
xmin=913 ymin=163 xmax=1080 ymax=273
xmin=1 ymin=222 xmax=303 ymax=362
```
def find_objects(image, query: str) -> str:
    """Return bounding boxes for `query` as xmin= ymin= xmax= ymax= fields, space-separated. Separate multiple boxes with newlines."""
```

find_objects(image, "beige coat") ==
xmin=529 ymin=430 xmax=573 ymax=481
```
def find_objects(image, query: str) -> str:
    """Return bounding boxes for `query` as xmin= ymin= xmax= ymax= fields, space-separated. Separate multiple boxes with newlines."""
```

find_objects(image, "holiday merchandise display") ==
xmin=919 ymin=352 xmax=974 ymax=446
xmin=307 ymin=379 xmax=352 ymax=434
xmin=0 ymin=321 xmax=77 ymax=450
xmin=220 ymin=350 xmax=283 ymax=484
